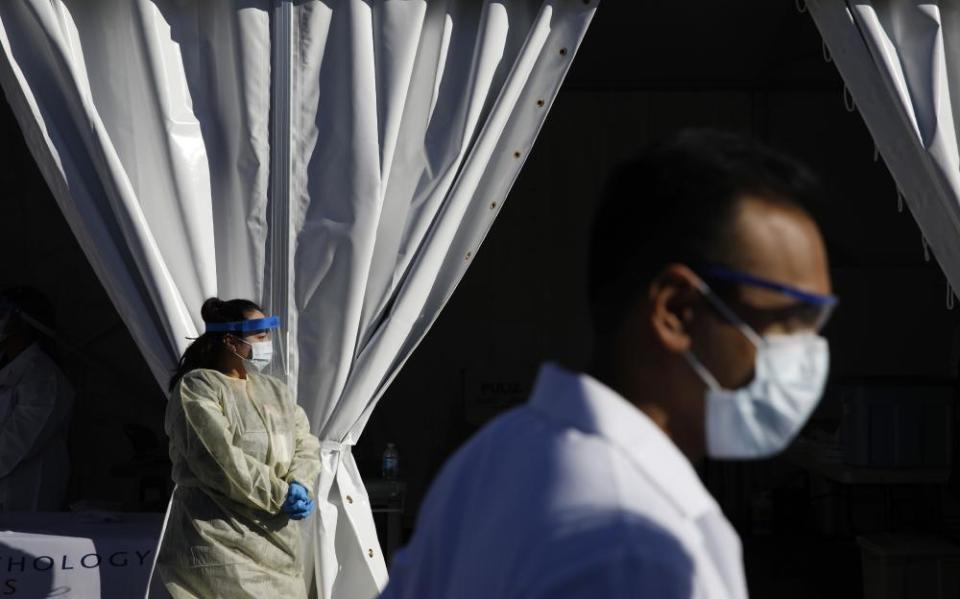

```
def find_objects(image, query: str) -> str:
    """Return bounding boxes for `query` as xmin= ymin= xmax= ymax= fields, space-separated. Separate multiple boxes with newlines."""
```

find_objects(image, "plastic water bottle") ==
xmin=382 ymin=443 xmax=400 ymax=480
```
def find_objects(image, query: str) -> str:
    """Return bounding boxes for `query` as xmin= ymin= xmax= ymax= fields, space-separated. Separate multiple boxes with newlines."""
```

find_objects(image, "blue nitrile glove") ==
xmin=289 ymin=497 xmax=315 ymax=520
xmin=282 ymin=482 xmax=315 ymax=519
xmin=282 ymin=481 xmax=309 ymax=512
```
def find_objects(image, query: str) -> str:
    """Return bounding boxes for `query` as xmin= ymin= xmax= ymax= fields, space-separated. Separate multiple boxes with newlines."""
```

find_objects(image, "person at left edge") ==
xmin=156 ymin=297 xmax=322 ymax=599
xmin=0 ymin=287 xmax=74 ymax=511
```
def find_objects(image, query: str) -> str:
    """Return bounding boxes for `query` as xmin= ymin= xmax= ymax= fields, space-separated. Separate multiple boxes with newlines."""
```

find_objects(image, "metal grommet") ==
xmin=346 ymin=495 xmax=353 ymax=504
xmin=559 ymin=48 xmax=568 ymax=56
xmin=513 ymin=151 xmax=522 ymax=159
xmin=490 ymin=202 xmax=497 ymax=209
xmin=367 ymin=548 xmax=374 ymax=558
xmin=536 ymin=99 xmax=545 ymax=107
xmin=465 ymin=251 xmax=472 ymax=261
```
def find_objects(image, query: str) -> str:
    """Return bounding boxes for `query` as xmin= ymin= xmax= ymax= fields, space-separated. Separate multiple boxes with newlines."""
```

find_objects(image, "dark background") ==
xmin=1 ymin=3 xmax=957 ymax=598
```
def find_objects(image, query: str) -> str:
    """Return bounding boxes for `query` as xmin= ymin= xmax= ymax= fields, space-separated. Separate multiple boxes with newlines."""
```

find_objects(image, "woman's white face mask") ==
xmin=233 ymin=336 xmax=274 ymax=372
xmin=684 ymin=283 xmax=830 ymax=460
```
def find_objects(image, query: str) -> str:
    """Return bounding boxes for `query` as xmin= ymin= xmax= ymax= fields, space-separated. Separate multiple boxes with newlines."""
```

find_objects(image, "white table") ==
xmin=0 ymin=512 xmax=163 ymax=598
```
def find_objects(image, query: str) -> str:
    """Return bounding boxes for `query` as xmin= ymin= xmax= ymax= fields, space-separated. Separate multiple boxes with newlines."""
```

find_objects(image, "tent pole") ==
xmin=269 ymin=0 xmax=293 ymax=384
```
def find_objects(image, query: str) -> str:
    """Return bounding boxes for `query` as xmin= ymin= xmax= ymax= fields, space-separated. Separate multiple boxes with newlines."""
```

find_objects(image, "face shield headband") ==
xmin=204 ymin=316 xmax=281 ymax=335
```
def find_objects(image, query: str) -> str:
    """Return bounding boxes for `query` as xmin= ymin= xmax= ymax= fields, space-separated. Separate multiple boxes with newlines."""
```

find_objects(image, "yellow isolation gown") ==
xmin=156 ymin=369 xmax=322 ymax=599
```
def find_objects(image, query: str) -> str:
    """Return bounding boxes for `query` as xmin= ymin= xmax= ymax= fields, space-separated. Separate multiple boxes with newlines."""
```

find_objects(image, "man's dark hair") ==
xmin=587 ymin=129 xmax=821 ymax=340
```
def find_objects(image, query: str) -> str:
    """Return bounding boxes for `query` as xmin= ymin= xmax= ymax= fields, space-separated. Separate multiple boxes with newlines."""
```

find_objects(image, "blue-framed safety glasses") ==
xmin=697 ymin=265 xmax=837 ymax=332
xmin=205 ymin=316 xmax=281 ymax=335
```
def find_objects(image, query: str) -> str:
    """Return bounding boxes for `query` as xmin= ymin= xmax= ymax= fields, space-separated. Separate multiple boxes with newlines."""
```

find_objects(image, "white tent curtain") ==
xmin=287 ymin=3 xmax=596 ymax=596
xmin=808 ymin=0 xmax=960 ymax=293
xmin=0 ymin=0 xmax=269 ymax=384
xmin=0 ymin=1 xmax=596 ymax=598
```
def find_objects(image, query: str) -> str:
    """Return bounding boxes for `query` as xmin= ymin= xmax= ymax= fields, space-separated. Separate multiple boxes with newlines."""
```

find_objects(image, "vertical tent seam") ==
xmin=270 ymin=0 xmax=293 ymax=383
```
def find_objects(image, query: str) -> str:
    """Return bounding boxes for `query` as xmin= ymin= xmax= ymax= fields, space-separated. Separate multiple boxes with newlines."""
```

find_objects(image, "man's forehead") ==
xmin=722 ymin=196 xmax=831 ymax=303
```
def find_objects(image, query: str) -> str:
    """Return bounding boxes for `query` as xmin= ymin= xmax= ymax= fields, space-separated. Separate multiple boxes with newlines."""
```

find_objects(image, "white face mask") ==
xmin=235 ymin=337 xmax=274 ymax=372
xmin=685 ymin=290 xmax=830 ymax=460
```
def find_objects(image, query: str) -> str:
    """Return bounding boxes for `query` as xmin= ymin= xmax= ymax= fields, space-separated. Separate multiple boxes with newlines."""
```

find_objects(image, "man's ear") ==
xmin=648 ymin=264 xmax=701 ymax=354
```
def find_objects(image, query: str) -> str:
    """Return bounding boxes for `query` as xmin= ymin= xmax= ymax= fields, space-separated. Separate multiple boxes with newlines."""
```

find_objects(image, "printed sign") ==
xmin=0 ymin=517 xmax=161 ymax=598
xmin=463 ymin=369 xmax=534 ymax=425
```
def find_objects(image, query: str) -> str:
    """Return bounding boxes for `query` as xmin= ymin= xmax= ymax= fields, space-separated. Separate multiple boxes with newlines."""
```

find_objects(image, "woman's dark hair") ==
xmin=169 ymin=297 xmax=262 ymax=391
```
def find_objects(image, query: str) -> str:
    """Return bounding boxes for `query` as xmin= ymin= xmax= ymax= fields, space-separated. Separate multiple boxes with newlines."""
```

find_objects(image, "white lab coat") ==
xmin=380 ymin=363 xmax=749 ymax=599
xmin=0 ymin=342 xmax=74 ymax=510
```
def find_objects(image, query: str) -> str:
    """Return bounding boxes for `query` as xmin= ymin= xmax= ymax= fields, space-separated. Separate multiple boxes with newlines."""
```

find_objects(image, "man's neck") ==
xmin=590 ymin=358 xmax=669 ymax=426
xmin=589 ymin=357 xmax=703 ymax=462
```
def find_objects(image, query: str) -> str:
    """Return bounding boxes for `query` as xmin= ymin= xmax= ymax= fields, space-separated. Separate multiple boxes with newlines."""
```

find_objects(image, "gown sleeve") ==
xmin=285 ymin=403 xmax=322 ymax=496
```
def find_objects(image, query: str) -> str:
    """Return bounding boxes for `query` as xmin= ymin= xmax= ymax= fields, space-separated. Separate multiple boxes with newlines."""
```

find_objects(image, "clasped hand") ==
xmin=282 ymin=481 xmax=315 ymax=520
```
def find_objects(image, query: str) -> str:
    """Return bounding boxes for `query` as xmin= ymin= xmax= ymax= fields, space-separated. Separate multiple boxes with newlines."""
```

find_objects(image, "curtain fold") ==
xmin=155 ymin=0 xmax=273 ymax=301
xmin=0 ymin=0 xmax=259 ymax=386
xmin=808 ymin=0 xmax=960 ymax=292
xmin=0 ymin=1 xmax=597 ymax=598
xmin=0 ymin=3 xmax=272 ymax=596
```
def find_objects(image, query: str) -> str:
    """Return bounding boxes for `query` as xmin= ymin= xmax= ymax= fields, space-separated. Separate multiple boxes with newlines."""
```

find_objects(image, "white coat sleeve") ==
xmin=0 ymin=366 xmax=57 ymax=477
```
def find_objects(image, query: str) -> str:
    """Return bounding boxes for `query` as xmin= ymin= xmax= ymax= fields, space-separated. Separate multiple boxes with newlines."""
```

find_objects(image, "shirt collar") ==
xmin=528 ymin=362 xmax=719 ymax=520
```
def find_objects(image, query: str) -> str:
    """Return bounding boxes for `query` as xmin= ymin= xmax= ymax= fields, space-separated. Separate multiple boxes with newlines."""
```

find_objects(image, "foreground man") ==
xmin=380 ymin=130 xmax=836 ymax=598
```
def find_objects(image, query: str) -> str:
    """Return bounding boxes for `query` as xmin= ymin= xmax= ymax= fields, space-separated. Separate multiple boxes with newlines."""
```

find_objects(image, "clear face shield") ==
xmin=205 ymin=316 xmax=281 ymax=373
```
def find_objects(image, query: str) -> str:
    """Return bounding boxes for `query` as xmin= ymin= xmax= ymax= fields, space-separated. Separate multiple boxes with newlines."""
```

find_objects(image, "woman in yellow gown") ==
xmin=156 ymin=298 xmax=322 ymax=598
